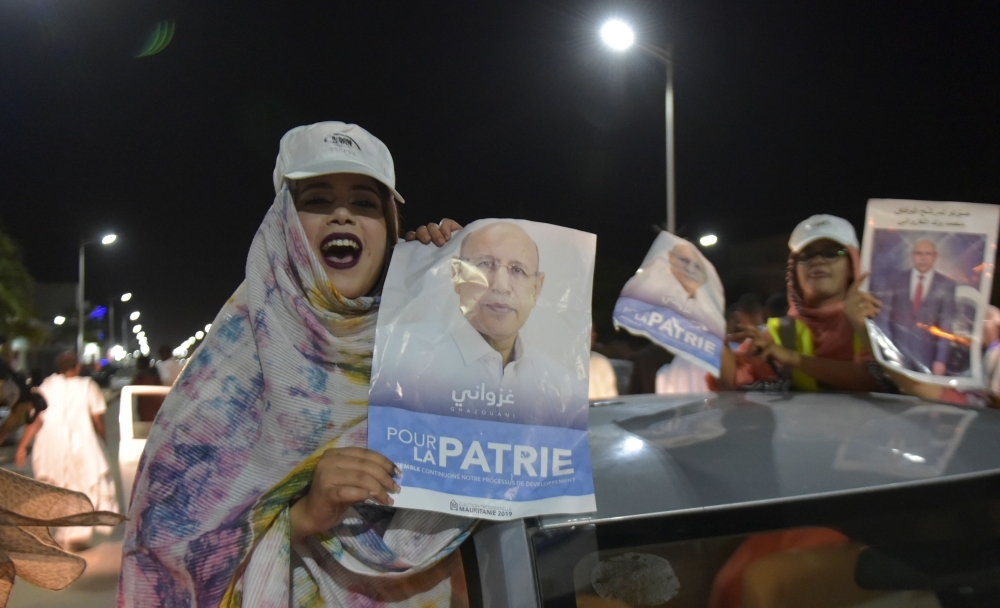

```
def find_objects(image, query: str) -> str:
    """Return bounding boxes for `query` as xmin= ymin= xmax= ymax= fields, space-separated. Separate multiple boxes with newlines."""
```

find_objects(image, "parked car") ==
xmin=463 ymin=392 xmax=1000 ymax=608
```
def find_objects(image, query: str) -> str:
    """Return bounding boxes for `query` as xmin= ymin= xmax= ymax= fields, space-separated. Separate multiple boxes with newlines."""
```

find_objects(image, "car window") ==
xmin=531 ymin=474 xmax=1000 ymax=608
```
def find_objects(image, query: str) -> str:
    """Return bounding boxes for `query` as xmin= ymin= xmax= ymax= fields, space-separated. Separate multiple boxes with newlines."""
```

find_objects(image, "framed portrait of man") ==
xmin=860 ymin=199 xmax=999 ymax=388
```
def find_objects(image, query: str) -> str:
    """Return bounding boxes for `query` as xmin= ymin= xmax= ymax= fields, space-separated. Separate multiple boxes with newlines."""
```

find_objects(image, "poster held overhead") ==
xmin=369 ymin=219 xmax=597 ymax=520
xmin=860 ymin=199 xmax=999 ymax=388
xmin=613 ymin=232 xmax=726 ymax=376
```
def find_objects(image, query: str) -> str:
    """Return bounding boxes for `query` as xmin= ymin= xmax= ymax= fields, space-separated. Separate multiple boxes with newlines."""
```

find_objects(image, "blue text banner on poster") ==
xmin=368 ymin=405 xmax=594 ymax=504
xmin=614 ymin=296 xmax=723 ymax=372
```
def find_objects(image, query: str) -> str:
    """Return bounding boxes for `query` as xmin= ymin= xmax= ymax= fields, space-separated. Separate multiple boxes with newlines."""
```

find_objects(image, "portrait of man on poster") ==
xmin=875 ymin=239 xmax=956 ymax=375
xmin=372 ymin=221 xmax=587 ymax=430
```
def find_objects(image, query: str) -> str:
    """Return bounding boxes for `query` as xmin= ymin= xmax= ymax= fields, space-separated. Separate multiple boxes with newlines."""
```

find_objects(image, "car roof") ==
xmin=536 ymin=391 xmax=1000 ymax=529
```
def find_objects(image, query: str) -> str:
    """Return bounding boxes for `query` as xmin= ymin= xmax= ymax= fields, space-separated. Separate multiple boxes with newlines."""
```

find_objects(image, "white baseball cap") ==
xmin=273 ymin=121 xmax=404 ymax=203
xmin=788 ymin=214 xmax=859 ymax=253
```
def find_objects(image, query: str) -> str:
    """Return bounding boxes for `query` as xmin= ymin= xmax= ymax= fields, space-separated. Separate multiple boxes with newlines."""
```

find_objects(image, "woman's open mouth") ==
xmin=320 ymin=232 xmax=363 ymax=270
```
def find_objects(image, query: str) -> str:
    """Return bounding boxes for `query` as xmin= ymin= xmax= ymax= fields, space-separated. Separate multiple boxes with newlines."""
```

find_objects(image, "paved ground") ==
xmin=3 ymin=391 xmax=126 ymax=608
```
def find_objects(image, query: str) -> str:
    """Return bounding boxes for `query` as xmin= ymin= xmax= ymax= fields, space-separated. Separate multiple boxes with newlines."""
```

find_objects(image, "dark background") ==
xmin=2 ymin=1 xmax=999 ymax=348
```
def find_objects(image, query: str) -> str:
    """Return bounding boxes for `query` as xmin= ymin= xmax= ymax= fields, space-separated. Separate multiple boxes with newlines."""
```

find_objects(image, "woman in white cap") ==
xmin=715 ymin=214 xmax=883 ymax=392
xmin=119 ymin=122 xmax=472 ymax=607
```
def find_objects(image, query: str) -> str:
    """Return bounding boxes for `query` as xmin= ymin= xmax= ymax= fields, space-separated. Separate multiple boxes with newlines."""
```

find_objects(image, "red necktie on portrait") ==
xmin=913 ymin=275 xmax=924 ymax=314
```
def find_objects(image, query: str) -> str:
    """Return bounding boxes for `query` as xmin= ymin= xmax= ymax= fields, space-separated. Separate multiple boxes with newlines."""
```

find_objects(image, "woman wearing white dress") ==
xmin=16 ymin=351 xmax=118 ymax=548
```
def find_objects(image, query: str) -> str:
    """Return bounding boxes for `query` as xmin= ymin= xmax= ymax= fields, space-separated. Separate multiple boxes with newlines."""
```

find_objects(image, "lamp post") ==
xmin=600 ymin=19 xmax=676 ymax=234
xmin=78 ymin=233 xmax=117 ymax=357
xmin=120 ymin=293 xmax=132 ymax=352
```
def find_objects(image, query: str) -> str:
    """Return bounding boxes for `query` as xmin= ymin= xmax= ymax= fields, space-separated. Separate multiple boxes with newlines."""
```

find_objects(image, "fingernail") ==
xmin=393 ymin=466 xmax=402 ymax=477
xmin=393 ymin=483 xmax=401 ymax=494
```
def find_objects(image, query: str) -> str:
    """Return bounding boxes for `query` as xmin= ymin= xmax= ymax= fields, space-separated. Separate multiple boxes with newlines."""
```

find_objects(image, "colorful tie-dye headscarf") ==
xmin=118 ymin=187 xmax=473 ymax=607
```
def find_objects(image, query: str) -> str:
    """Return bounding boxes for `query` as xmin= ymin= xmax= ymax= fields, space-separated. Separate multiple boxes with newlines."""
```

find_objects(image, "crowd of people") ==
xmin=3 ymin=120 xmax=997 ymax=607
xmin=588 ymin=213 xmax=1000 ymax=409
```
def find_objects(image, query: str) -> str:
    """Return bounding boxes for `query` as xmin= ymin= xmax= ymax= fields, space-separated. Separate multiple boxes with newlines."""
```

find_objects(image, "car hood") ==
xmin=538 ymin=391 xmax=1000 ymax=528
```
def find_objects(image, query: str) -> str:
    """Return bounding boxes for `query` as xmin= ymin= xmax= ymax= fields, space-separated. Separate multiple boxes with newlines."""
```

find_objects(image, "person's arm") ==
xmin=91 ymin=413 xmax=106 ymax=443
xmin=783 ymin=351 xmax=879 ymax=392
xmin=15 ymin=415 xmax=42 ymax=467
xmin=289 ymin=447 xmax=399 ymax=542
xmin=716 ymin=345 xmax=738 ymax=390
xmin=87 ymin=379 xmax=108 ymax=442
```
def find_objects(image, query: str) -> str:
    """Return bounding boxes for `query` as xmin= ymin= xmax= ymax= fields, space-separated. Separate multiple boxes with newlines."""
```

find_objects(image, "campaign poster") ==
xmin=368 ymin=219 xmax=597 ymax=520
xmin=860 ymin=199 xmax=999 ymax=388
xmin=613 ymin=232 xmax=726 ymax=375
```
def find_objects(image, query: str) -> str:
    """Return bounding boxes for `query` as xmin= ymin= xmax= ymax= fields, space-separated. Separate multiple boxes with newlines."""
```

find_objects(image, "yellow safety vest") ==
xmin=766 ymin=317 xmax=865 ymax=392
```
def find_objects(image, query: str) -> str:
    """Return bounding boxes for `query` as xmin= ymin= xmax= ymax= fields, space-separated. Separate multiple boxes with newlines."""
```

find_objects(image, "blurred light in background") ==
xmin=195 ymin=331 xmax=205 ymax=340
xmin=130 ymin=311 xmax=141 ymax=321
xmin=133 ymin=324 xmax=142 ymax=333
xmin=699 ymin=234 xmax=718 ymax=247
xmin=600 ymin=19 xmax=635 ymax=51
xmin=101 ymin=234 xmax=117 ymax=245
xmin=53 ymin=316 xmax=66 ymax=325
xmin=137 ymin=19 xmax=176 ymax=58
xmin=121 ymin=293 xmax=132 ymax=302
xmin=205 ymin=324 xmax=212 ymax=332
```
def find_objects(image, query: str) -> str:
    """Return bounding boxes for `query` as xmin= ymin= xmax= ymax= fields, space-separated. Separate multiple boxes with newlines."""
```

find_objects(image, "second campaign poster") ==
xmin=613 ymin=231 xmax=726 ymax=375
xmin=368 ymin=219 xmax=597 ymax=519
xmin=861 ymin=199 xmax=999 ymax=388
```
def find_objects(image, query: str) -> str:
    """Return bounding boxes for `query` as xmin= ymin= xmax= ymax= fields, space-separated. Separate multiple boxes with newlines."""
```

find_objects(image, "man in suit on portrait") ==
xmin=875 ymin=239 xmax=956 ymax=375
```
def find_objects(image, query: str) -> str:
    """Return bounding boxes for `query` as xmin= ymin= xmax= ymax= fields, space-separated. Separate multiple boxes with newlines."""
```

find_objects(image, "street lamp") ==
xmin=121 ymin=293 xmax=132 ymax=302
xmin=53 ymin=316 xmax=66 ymax=325
xmin=78 ymin=233 xmax=117 ymax=357
xmin=600 ymin=19 xmax=676 ymax=234
xmin=600 ymin=19 xmax=635 ymax=50
xmin=130 ymin=311 xmax=141 ymax=321
xmin=699 ymin=234 xmax=718 ymax=247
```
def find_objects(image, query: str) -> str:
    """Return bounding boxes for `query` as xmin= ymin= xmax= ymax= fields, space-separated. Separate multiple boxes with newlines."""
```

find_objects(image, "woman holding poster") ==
xmin=119 ymin=122 xmax=473 ymax=608
xmin=715 ymin=215 xmax=883 ymax=393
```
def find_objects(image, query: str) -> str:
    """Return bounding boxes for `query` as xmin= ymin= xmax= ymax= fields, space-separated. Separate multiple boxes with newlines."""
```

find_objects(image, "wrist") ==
xmin=289 ymin=493 xmax=345 ymax=543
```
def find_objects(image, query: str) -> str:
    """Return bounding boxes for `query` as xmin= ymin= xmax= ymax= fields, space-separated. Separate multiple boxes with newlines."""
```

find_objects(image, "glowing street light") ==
xmin=195 ymin=331 xmax=205 ymax=340
xmin=129 ymin=311 xmax=141 ymax=321
xmin=78 ymin=232 xmax=119 ymax=356
xmin=699 ymin=234 xmax=718 ymax=247
xmin=132 ymin=324 xmax=142 ymax=333
xmin=599 ymin=19 xmax=676 ymax=233
xmin=121 ymin=293 xmax=132 ymax=302
xmin=53 ymin=316 xmax=66 ymax=325
xmin=600 ymin=19 xmax=634 ymax=51
xmin=204 ymin=324 xmax=212 ymax=332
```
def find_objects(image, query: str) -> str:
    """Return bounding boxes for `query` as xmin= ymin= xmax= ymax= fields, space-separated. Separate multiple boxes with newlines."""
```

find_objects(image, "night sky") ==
xmin=3 ymin=1 xmax=999 ymax=349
